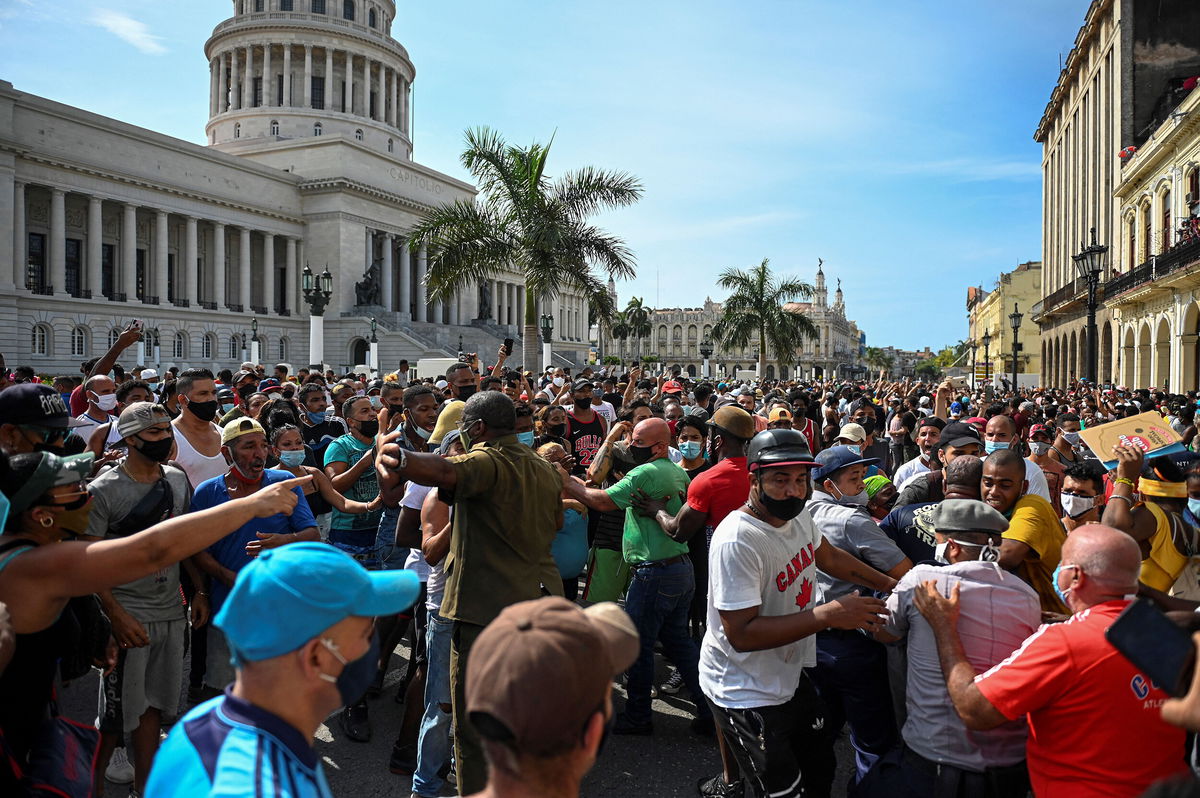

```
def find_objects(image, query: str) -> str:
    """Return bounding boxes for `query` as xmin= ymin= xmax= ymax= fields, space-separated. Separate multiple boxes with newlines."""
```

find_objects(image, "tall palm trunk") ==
xmin=523 ymin=297 xmax=540 ymax=373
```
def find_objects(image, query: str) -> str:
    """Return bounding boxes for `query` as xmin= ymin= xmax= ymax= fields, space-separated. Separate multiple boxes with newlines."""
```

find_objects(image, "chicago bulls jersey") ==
xmin=700 ymin=507 xmax=824 ymax=709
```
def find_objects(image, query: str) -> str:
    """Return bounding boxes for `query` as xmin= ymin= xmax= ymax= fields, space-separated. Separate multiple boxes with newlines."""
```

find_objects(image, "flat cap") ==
xmin=933 ymin=499 xmax=1009 ymax=535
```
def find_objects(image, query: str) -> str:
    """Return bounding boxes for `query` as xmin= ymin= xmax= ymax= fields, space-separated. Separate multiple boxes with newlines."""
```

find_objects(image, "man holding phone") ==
xmin=913 ymin=524 xmax=1187 ymax=798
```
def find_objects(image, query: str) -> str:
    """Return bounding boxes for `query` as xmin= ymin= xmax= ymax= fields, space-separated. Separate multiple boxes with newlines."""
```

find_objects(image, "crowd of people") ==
xmin=4 ymin=325 xmax=1200 ymax=798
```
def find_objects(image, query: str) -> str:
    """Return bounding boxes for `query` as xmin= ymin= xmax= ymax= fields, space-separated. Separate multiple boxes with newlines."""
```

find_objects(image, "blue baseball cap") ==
xmin=812 ymin=444 xmax=881 ymax=483
xmin=950 ymin=401 xmax=964 ymax=415
xmin=215 ymin=542 xmax=420 ymax=664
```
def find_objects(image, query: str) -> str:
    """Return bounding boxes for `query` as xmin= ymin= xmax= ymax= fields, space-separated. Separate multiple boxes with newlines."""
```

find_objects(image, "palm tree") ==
xmin=624 ymin=297 xmax=652 ymax=362
xmin=712 ymin=258 xmax=819 ymax=377
xmin=409 ymin=127 xmax=643 ymax=369
xmin=609 ymin=309 xmax=630 ymax=362
xmin=864 ymin=346 xmax=895 ymax=378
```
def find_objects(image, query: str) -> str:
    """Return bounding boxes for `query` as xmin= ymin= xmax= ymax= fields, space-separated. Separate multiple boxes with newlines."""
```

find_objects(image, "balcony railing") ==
xmin=1041 ymin=278 xmax=1084 ymax=313
xmin=1104 ymin=236 xmax=1200 ymax=299
xmin=200 ymin=300 xmax=218 ymax=310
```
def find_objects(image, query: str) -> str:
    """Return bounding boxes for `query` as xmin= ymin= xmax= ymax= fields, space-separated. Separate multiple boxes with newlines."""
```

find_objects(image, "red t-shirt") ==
xmin=687 ymin=456 xmax=750 ymax=535
xmin=974 ymin=600 xmax=1187 ymax=797
xmin=69 ymin=383 xmax=88 ymax=416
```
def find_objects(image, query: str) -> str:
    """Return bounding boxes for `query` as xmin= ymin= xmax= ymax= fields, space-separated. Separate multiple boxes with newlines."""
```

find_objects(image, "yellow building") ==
xmin=967 ymin=261 xmax=1043 ymax=387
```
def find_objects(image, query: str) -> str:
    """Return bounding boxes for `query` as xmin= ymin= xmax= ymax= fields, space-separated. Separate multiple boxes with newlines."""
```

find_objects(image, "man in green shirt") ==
xmin=561 ymin=418 xmax=712 ymax=736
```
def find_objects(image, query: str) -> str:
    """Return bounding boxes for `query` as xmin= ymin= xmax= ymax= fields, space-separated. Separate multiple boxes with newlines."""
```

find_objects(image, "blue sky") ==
xmin=0 ymin=0 xmax=1090 ymax=350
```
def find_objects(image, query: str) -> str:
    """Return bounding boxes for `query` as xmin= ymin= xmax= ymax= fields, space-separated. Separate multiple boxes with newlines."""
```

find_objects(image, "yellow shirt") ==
xmin=1004 ymin=494 xmax=1069 ymax=614
xmin=1140 ymin=502 xmax=1193 ymax=592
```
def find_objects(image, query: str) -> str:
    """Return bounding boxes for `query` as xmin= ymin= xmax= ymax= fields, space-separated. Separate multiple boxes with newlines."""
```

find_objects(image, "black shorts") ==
xmin=707 ymin=672 xmax=835 ymax=798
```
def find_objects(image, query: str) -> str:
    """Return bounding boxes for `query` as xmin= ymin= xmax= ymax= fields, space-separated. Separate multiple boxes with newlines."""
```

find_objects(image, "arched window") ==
xmin=31 ymin=324 xmax=49 ymax=356
xmin=254 ymin=0 xmax=264 ymax=10
xmin=202 ymin=333 xmax=214 ymax=360
xmin=368 ymin=8 xmax=377 ymax=27
xmin=173 ymin=331 xmax=186 ymax=359
xmin=1162 ymin=188 xmax=1173 ymax=251
xmin=1142 ymin=201 xmax=1153 ymax=261
xmin=109 ymin=328 xmax=122 ymax=348
xmin=387 ymin=138 xmax=394 ymax=153
xmin=280 ymin=0 xmax=294 ymax=9
xmin=71 ymin=326 xmax=87 ymax=357
xmin=1189 ymin=168 xmax=1200 ymax=208
xmin=311 ymin=0 xmax=325 ymax=12
xmin=278 ymin=337 xmax=289 ymax=361
xmin=1127 ymin=215 xmax=1136 ymax=270
xmin=313 ymin=122 xmax=323 ymax=136
xmin=229 ymin=335 xmax=242 ymax=361
xmin=355 ymin=128 xmax=364 ymax=141
xmin=234 ymin=123 xmax=241 ymax=139
xmin=343 ymin=0 xmax=355 ymax=21
xmin=270 ymin=120 xmax=280 ymax=136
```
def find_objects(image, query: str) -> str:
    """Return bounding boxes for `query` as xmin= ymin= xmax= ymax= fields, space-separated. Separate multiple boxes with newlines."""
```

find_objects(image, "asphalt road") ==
xmin=63 ymin=637 xmax=852 ymax=798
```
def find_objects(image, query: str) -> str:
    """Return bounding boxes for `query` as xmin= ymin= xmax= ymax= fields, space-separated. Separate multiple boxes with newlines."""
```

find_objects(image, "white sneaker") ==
xmin=105 ymin=747 xmax=135 ymax=784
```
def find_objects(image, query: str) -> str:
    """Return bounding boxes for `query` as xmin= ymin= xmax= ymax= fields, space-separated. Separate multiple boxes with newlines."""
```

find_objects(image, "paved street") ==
xmin=62 ymin=636 xmax=852 ymax=798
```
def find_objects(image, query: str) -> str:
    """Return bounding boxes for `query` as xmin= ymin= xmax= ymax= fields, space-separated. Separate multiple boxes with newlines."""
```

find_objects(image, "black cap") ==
xmin=747 ymin=429 xmax=820 ymax=472
xmin=0 ymin=384 xmax=86 ymax=429
xmin=937 ymin=421 xmax=982 ymax=450
xmin=572 ymin=379 xmax=594 ymax=392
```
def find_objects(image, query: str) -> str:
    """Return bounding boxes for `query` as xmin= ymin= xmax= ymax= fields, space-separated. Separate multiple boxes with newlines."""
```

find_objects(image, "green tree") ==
xmin=409 ymin=126 xmax=643 ymax=369
xmin=864 ymin=346 xmax=895 ymax=377
xmin=609 ymin=309 xmax=630 ymax=362
xmin=623 ymin=297 xmax=652 ymax=361
xmin=711 ymin=259 xmax=819 ymax=376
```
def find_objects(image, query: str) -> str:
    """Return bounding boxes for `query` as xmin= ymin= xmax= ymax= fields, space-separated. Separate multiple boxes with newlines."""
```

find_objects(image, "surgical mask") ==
xmin=553 ymin=377 xmax=565 ymax=387
xmin=845 ymin=445 xmax=862 ymax=456
xmin=1029 ymin=441 xmax=1051 ymax=456
xmin=756 ymin=478 xmax=806 ymax=520
xmin=678 ymin=441 xmax=703 ymax=460
xmin=134 ymin=434 xmax=174 ymax=463
xmin=460 ymin=419 xmax=480 ymax=450
xmin=1061 ymin=493 xmax=1096 ymax=519
xmin=220 ymin=402 xmax=236 ymax=415
xmin=306 ymin=410 xmax=327 ymax=424
xmin=187 ymin=399 xmax=220 ymax=422
xmin=1063 ymin=431 xmax=1081 ymax=445
xmin=1052 ymin=562 xmax=1078 ymax=606
xmin=934 ymin=540 xmax=951 ymax=565
xmin=318 ymin=633 xmax=379 ymax=706
xmin=833 ymin=483 xmax=869 ymax=507
xmin=277 ymin=449 xmax=307 ymax=468
xmin=369 ymin=396 xmax=382 ymax=409
xmin=936 ymin=538 xmax=999 ymax=565
xmin=984 ymin=441 xmax=1009 ymax=454
xmin=517 ymin=431 xmax=535 ymax=447
xmin=629 ymin=444 xmax=656 ymax=464
xmin=147 ymin=383 xmax=160 ymax=393
xmin=357 ymin=419 xmax=379 ymax=438
xmin=92 ymin=393 xmax=118 ymax=411
xmin=1189 ymin=497 xmax=1200 ymax=519
xmin=414 ymin=425 xmax=433 ymax=441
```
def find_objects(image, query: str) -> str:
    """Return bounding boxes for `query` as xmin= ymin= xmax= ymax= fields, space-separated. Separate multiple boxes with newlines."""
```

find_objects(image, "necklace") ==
xmin=119 ymin=459 xmax=162 ymax=484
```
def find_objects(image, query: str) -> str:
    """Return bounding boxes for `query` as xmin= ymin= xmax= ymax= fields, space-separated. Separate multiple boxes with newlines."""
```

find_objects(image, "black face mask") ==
xmin=629 ymin=444 xmax=656 ymax=464
xmin=756 ymin=477 xmax=806 ymax=521
xmin=237 ymin=385 xmax=256 ymax=401
xmin=548 ymin=423 xmax=567 ymax=438
xmin=574 ymin=396 xmax=593 ymax=409
xmin=135 ymin=434 xmax=174 ymax=463
xmin=455 ymin=383 xmax=477 ymax=401
xmin=858 ymin=418 xmax=876 ymax=436
xmin=187 ymin=399 xmax=220 ymax=422
xmin=357 ymin=419 xmax=380 ymax=438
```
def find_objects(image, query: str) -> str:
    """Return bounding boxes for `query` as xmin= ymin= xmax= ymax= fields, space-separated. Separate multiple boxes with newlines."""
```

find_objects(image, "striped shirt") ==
xmin=146 ymin=689 xmax=332 ymax=798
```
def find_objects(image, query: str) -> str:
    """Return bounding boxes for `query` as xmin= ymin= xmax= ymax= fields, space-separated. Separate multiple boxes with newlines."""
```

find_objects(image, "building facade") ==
xmin=966 ymin=261 xmax=1043 ymax=387
xmin=2 ymin=0 xmax=592 ymax=375
xmin=607 ymin=264 xmax=865 ymax=380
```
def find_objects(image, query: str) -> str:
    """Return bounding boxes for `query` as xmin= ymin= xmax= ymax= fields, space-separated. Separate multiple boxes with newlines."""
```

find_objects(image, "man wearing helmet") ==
xmin=699 ymin=429 xmax=898 ymax=798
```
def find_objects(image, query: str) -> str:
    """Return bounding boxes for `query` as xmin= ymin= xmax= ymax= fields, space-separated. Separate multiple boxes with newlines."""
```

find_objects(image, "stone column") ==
xmin=517 ymin=286 xmax=525 ymax=333
xmin=415 ymin=243 xmax=428 ymax=322
xmin=244 ymin=45 xmax=255 ymax=108
xmin=230 ymin=49 xmax=240 ymax=109
xmin=263 ymin=233 xmax=275 ymax=313
xmin=493 ymin=280 xmax=503 ymax=325
xmin=239 ymin=227 xmax=252 ymax=311
xmin=401 ymin=78 xmax=408 ymax=134
xmin=398 ymin=240 xmax=411 ymax=320
xmin=363 ymin=57 xmax=371 ymax=119
xmin=213 ymin=223 xmax=226 ymax=309
xmin=122 ymin=203 xmax=138 ymax=300
xmin=262 ymin=43 xmax=272 ymax=107
xmin=49 ymin=188 xmax=66 ymax=295
xmin=218 ymin=52 xmax=228 ymax=112
xmin=449 ymin=289 xmax=459 ymax=326
xmin=185 ymin=216 xmax=198 ymax=306
xmin=382 ymin=233 xmax=394 ymax=310
xmin=283 ymin=45 xmax=292 ymax=107
xmin=391 ymin=69 xmax=399 ymax=127
xmin=87 ymin=196 xmax=103 ymax=298
xmin=284 ymin=237 xmax=296 ymax=315
xmin=10 ymin=181 xmax=23 ymax=290
xmin=303 ymin=45 xmax=312 ymax=107
xmin=209 ymin=58 xmax=218 ymax=116
xmin=323 ymin=48 xmax=332 ymax=110
xmin=345 ymin=52 xmax=354 ymax=115
xmin=154 ymin=210 xmax=168 ymax=304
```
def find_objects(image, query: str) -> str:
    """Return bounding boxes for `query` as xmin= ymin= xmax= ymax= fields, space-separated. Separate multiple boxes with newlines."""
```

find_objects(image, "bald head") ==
xmin=632 ymin=417 xmax=671 ymax=449
xmin=985 ymin=414 xmax=1016 ymax=441
xmin=1064 ymin=524 xmax=1141 ymax=593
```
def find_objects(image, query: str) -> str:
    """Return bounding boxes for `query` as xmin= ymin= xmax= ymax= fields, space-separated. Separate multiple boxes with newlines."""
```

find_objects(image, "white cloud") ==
xmin=89 ymin=9 xmax=166 ymax=55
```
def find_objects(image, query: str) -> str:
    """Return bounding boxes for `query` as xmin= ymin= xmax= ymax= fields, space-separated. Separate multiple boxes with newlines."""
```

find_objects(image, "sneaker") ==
xmin=660 ymin=668 xmax=684 ymax=695
xmin=388 ymin=743 xmax=417 ymax=775
xmin=698 ymin=773 xmax=744 ymax=797
xmin=339 ymin=701 xmax=371 ymax=743
xmin=105 ymin=747 xmax=135 ymax=784
xmin=612 ymin=713 xmax=653 ymax=736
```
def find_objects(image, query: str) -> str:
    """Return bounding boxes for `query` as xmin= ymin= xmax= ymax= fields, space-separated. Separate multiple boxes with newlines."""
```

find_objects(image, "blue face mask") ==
xmin=277 ymin=449 xmax=306 ymax=468
xmin=221 ymin=402 xmax=236 ymax=415
xmin=1188 ymin=498 xmax=1200 ymax=521
xmin=306 ymin=410 xmax=327 ymax=424
xmin=1052 ymin=562 xmax=1077 ymax=606
xmin=147 ymin=383 xmax=160 ymax=393
xmin=984 ymin=440 xmax=1010 ymax=454
xmin=517 ymin=431 xmax=535 ymax=447
xmin=678 ymin=441 xmax=703 ymax=460
xmin=0 ymin=490 xmax=8 ymax=532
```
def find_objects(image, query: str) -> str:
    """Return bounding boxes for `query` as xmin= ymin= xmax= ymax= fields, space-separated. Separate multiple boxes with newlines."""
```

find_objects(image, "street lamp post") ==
xmin=699 ymin=339 xmax=714 ymax=379
xmin=369 ymin=317 xmax=379 ymax=377
xmin=969 ymin=338 xmax=977 ymax=391
xmin=1008 ymin=303 xmax=1023 ymax=391
xmin=753 ymin=347 xmax=761 ymax=378
xmin=250 ymin=317 xmax=260 ymax=366
xmin=982 ymin=328 xmax=992 ymax=395
xmin=540 ymin=313 xmax=554 ymax=373
xmin=302 ymin=264 xmax=334 ymax=369
xmin=1072 ymin=227 xmax=1109 ymax=384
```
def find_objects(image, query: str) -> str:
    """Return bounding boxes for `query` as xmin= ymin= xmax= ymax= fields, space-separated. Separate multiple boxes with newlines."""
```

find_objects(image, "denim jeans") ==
xmin=412 ymin=609 xmax=453 ymax=797
xmin=374 ymin=505 xmax=408 ymax=569
xmin=622 ymin=557 xmax=711 ymax=726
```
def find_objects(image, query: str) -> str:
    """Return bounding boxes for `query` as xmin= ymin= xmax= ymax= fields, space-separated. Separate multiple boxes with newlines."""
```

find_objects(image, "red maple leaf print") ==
xmin=795 ymin=578 xmax=813 ymax=609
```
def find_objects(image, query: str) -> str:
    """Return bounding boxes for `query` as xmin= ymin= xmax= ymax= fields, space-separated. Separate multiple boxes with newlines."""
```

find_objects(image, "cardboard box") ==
xmin=1078 ymin=411 xmax=1188 ymax=470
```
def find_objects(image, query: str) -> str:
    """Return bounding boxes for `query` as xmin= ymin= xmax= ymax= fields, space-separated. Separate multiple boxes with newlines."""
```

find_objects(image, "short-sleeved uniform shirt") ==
xmin=885 ymin=562 xmax=1040 ymax=771
xmin=146 ymin=690 xmax=332 ymax=798
xmin=687 ymin=456 xmax=750 ymax=540
xmin=191 ymin=469 xmax=317 ymax=612
xmin=85 ymin=462 xmax=192 ymax=623
xmin=974 ymin=600 xmax=1188 ymax=797
xmin=1002 ymin=494 xmax=1068 ymax=613
xmin=323 ymin=434 xmax=384 ymax=546
xmin=440 ymin=435 xmax=564 ymax=627
xmin=700 ymin=509 xmax=822 ymax=709
xmin=807 ymin=491 xmax=907 ymax=601
xmin=605 ymin=457 xmax=690 ymax=564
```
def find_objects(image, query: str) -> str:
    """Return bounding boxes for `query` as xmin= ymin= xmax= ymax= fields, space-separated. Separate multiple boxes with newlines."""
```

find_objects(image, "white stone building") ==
xmin=1 ymin=0 xmax=592 ymax=374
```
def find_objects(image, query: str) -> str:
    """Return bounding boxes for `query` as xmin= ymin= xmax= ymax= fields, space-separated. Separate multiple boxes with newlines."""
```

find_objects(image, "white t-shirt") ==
xmin=892 ymin=455 xmax=932 ymax=490
xmin=74 ymin=412 xmax=113 ymax=447
xmin=592 ymin=400 xmax=616 ymax=424
xmin=401 ymin=481 xmax=444 ymax=610
xmin=700 ymin=508 xmax=823 ymax=709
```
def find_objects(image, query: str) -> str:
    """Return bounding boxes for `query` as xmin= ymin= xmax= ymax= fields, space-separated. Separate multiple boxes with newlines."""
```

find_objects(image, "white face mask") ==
xmin=93 ymin=393 xmax=118 ymax=411
xmin=552 ymin=377 xmax=565 ymax=387
xmin=1063 ymin=431 xmax=1081 ymax=445
xmin=1029 ymin=441 xmax=1051 ymax=456
xmin=1060 ymin=493 xmax=1096 ymax=519
xmin=935 ymin=538 xmax=999 ymax=564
